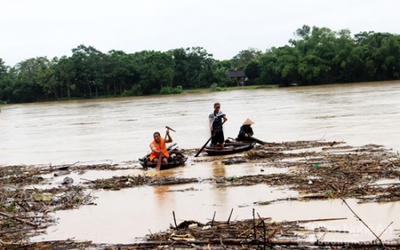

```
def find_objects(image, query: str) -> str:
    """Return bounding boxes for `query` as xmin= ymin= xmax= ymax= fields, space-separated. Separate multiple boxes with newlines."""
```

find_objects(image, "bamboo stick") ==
xmin=227 ymin=208 xmax=233 ymax=224
xmin=0 ymin=211 xmax=38 ymax=227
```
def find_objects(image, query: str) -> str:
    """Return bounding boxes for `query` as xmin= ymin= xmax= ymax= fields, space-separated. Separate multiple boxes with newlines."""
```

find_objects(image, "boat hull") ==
xmin=138 ymin=149 xmax=187 ymax=170
xmin=204 ymin=141 xmax=256 ymax=156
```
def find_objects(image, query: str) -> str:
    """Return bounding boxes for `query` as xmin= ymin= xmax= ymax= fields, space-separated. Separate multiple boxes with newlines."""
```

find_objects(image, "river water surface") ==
xmin=1 ymin=81 xmax=400 ymax=243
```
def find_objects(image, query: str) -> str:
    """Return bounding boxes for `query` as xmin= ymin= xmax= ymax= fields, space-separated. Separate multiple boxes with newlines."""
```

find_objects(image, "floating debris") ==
xmin=1 ymin=140 xmax=400 ymax=249
xmin=62 ymin=177 xmax=74 ymax=185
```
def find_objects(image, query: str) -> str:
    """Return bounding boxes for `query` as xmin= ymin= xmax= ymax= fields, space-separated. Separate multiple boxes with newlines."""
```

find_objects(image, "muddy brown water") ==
xmin=1 ymin=81 xmax=400 ymax=244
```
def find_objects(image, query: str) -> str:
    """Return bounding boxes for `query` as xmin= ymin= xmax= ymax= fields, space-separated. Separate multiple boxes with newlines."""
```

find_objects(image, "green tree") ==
xmin=10 ymin=57 xmax=46 ymax=102
xmin=0 ymin=58 xmax=11 ymax=103
xmin=170 ymin=47 xmax=215 ymax=89
xmin=354 ymin=32 xmax=400 ymax=81
xmin=54 ymin=56 xmax=75 ymax=99
xmin=277 ymin=47 xmax=299 ymax=85
xmin=134 ymin=51 xmax=175 ymax=95
xmin=212 ymin=60 xmax=231 ymax=87
xmin=330 ymin=29 xmax=355 ymax=83
xmin=170 ymin=48 xmax=189 ymax=88
xmin=258 ymin=51 xmax=279 ymax=84
xmin=244 ymin=60 xmax=260 ymax=82
xmin=71 ymin=45 xmax=105 ymax=98
xmin=289 ymin=26 xmax=336 ymax=84
xmin=35 ymin=57 xmax=59 ymax=100
xmin=230 ymin=47 xmax=262 ymax=70
xmin=105 ymin=50 xmax=141 ymax=96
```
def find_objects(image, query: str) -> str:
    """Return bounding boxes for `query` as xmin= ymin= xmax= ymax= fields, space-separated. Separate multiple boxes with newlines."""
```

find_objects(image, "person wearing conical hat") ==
xmin=237 ymin=118 xmax=255 ymax=142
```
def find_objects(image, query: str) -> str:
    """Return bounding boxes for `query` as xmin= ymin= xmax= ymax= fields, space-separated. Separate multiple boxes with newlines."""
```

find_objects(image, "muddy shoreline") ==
xmin=1 ymin=140 xmax=400 ymax=249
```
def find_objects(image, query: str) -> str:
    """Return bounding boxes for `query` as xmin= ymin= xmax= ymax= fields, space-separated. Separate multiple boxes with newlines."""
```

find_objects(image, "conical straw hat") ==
xmin=243 ymin=118 xmax=255 ymax=125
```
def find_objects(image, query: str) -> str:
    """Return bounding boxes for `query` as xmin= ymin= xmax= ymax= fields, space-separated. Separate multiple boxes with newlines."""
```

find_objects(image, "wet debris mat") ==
xmin=85 ymin=140 xmax=400 ymax=203
xmin=1 ymin=140 xmax=400 ymax=249
xmin=137 ymin=208 xmax=400 ymax=249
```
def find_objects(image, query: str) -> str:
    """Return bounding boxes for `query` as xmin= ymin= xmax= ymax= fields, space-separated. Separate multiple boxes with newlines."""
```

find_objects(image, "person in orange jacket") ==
xmin=149 ymin=129 xmax=173 ymax=165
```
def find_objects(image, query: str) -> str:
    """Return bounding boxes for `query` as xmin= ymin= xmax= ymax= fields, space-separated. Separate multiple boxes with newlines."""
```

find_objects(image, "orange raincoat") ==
xmin=149 ymin=138 xmax=169 ymax=161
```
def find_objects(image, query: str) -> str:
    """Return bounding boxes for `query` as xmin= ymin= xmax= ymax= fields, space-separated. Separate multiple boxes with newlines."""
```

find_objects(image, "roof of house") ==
xmin=228 ymin=70 xmax=246 ymax=78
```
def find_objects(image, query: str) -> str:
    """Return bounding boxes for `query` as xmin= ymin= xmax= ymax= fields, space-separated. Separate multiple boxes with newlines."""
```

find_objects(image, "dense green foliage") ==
xmin=1 ymin=25 xmax=400 ymax=103
xmin=252 ymin=26 xmax=400 ymax=86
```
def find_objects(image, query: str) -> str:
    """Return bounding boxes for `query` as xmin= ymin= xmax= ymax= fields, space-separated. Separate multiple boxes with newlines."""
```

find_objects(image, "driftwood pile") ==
xmin=1 ymin=140 xmax=400 ymax=249
xmin=137 ymin=207 xmax=400 ymax=249
xmin=244 ymin=141 xmax=400 ymax=203
xmin=0 ymin=164 xmax=97 ymax=245
xmin=86 ymin=140 xmax=400 ymax=203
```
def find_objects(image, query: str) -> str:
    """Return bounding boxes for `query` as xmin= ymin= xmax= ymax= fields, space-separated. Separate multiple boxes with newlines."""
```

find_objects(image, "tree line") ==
xmin=1 ymin=25 xmax=400 ymax=104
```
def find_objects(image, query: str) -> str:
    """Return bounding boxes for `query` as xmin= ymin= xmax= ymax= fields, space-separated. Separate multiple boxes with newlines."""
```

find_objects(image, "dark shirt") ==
xmin=237 ymin=125 xmax=254 ymax=140
xmin=209 ymin=110 xmax=226 ymax=132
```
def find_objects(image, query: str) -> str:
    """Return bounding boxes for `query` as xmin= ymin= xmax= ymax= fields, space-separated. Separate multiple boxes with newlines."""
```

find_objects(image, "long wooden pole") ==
xmin=195 ymin=120 xmax=226 ymax=157
xmin=248 ymin=136 xmax=267 ymax=145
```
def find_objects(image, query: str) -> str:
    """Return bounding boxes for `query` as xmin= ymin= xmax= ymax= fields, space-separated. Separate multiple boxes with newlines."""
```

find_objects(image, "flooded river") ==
xmin=1 ymin=81 xmax=400 ymax=243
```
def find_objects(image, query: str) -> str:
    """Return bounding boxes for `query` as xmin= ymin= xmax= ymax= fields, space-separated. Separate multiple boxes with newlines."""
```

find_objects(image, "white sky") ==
xmin=1 ymin=0 xmax=399 ymax=66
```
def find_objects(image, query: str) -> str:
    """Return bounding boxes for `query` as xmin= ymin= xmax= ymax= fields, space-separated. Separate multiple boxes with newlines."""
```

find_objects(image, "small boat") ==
xmin=203 ymin=139 xmax=256 ymax=156
xmin=138 ymin=143 xmax=188 ymax=170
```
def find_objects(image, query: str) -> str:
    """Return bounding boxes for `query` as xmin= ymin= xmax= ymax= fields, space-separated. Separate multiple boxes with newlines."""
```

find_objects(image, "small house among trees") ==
xmin=228 ymin=70 xmax=246 ymax=85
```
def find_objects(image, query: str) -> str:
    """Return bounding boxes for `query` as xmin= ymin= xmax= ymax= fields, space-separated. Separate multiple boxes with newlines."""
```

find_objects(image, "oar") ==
xmin=166 ymin=126 xmax=176 ymax=132
xmin=249 ymin=136 xmax=267 ymax=145
xmin=195 ymin=120 xmax=226 ymax=157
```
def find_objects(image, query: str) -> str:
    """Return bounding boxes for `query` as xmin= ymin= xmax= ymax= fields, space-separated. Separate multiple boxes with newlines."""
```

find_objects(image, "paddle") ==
xmin=195 ymin=120 xmax=226 ymax=157
xmin=249 ymin=136 xmax=267 ymax=145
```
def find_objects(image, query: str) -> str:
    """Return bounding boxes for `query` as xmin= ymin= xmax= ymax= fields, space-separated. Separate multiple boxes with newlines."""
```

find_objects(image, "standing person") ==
xmin=237 ymin=118 xmax=255 ymax=141
xmin=149 ymin=129 xmax=173 ymax=165
xmin=209 ymin=102 xmax=228 ymax=150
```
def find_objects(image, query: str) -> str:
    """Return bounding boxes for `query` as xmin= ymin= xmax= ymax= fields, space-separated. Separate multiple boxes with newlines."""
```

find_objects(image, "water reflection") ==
xmin=212 ymin=159 xmax=226 ymax=177
xmin=153 ymin=185 xmax=171 ymax=208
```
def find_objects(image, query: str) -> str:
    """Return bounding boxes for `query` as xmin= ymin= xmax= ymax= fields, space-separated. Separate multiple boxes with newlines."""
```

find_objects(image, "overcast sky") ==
xmin=1 ymin=0 xmax=399 ymax=66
